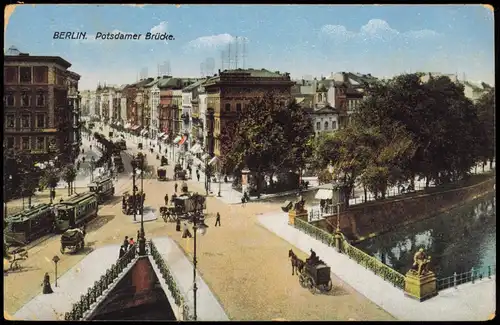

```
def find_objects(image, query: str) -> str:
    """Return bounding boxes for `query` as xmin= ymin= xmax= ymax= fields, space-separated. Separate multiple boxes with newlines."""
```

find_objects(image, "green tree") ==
xmin=41 ymin=167 xmax=60 ymax=203
xmin=353 ymin=73 xmax=482 ymax=187
xmin=63 ymin=166 xmax=77 ymax=196
xmin=475 ymin=87 xmax=495 ymax=168
xmin=225 ymin=92 xmax=314 ymax=195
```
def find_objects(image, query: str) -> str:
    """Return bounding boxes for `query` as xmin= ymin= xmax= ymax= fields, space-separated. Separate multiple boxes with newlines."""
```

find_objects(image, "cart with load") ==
xmin=60 ymin=227 xmax=86 ymax=254
xmin=174 ymin=163 xmax=187 ymax=180
xmin=299 ymin=262 xmax=333 ymax=294
xmin=114 ymin=156 xmax=124 ymax=173
xmin=157 ymin=166 xmax=168 ymax=181
xmin=160 ymin=193 xmax=206 ymax=222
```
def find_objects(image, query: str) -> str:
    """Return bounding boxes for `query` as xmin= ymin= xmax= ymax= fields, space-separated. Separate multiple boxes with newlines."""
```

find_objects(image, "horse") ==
xmin=288 ymin=249 xmax=305 ymax=276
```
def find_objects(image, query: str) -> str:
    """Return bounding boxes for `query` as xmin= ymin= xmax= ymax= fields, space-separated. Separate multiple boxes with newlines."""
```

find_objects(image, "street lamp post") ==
xmin=131 ymin=157 xmax=137 ymax=222
xmin=217 ymin=158 xmax=222 ymax=197
xmin=328 ymin=165 xmax=344 ymax=253
xmin=52 ymin=255 xmax=60 ymax=287
xmin=187 ymin=194 xmax=208 ymax=321
xmin=90 ymin=156 xmax=96 ymax=182
xmin=138 ymin=154 xmax=146 ymax=256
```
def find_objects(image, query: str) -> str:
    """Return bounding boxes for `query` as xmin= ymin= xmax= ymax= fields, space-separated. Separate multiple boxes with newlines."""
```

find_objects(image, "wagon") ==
xmin=157 ymin=167 xmax=168 ymax=181
xmin=299 ymin=263 xmax=333 ymax=294
xmin=60 ymin=228 xmax=86 ymax=254
xmin=159 ymin=205 xmax=178 ymax=222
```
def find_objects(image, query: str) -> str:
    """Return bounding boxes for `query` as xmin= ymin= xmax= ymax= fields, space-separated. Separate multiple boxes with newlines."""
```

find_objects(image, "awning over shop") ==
xmin=201 ymin=153 xmax=210 ymax=160
xmin=132 ymin=125 xmax=141 ymax=131
xmin=173 ymin=135 xmax=182 ymax=143
xmin=208 ymin=156 xmax=218 ymax=166
xmin=315 ymin=189 xmax=334 ymax=200
xmin=190 ymin=144 xmax=202 ymax=154
xmin=158 ymin=132 xmax=165 ymax=138
xmin=140 ymin=129 xmax=147 ymax=136
xmin=124 ymin=123 xmax=131 ymax=129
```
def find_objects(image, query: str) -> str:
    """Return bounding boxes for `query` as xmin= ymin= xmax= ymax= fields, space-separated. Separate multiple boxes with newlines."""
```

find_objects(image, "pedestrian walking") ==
xmin=119 ymin=245 xmax=126 ymax=259
xmin=196 ymin=171 xmax=200 ymax=182
xmin=174 ymin=182 xmax=178 ymax=193
xmin=123 ymin=236 xmax=129 ymax=248
xmin=176 ymin=219 xmax=181 ymax=232
xmin=164 ymin=193 xmax=169 ymax=206
xmin=215 ymin=212 xmax=221 ymax=227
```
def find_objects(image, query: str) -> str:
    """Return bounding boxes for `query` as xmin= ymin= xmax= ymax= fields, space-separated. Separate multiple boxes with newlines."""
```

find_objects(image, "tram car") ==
xmin=4 ymin=204 xmax=55 ymax=246
xmin=54 ymin=192 xmax=99 ymax=233
xmin=113 ymin=156 xmax=125 ymax=173
xmin=88 ymin=176 xmax=115 ymax=203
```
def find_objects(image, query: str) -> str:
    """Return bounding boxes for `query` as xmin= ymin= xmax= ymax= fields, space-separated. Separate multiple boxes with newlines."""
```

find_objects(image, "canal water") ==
xmin=356 ymin=192 xmax=496 ymax=279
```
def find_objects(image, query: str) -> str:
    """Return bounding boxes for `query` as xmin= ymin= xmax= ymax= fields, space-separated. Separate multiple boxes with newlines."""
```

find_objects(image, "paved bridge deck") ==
xmin=257 ymin=212 xmax=496 ymax=321
xmin=12 ymin=237 xmax=229 ymax=321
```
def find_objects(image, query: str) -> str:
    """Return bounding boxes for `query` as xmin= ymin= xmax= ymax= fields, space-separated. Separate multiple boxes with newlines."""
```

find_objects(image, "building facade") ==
xmin=4 ymin=52 xmax=81 ymax=164
xmin=203 ymin=68 xmax=294 ymax=158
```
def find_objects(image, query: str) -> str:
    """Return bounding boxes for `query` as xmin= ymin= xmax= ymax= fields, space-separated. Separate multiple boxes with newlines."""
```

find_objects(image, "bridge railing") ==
xmin=294 ymin=217 xmax=405 ymax=290
xmin=437 ymin=265 xmax=496 ymax=291
xmin=149 ymin=240 xmax=192 ymax=320
xmin=65 ymin=243 xmax=139 ymax=321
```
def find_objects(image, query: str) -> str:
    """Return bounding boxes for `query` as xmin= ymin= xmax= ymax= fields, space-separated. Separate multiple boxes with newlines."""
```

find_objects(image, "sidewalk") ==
xmin=13 ymin=244 xmax=122 ymax=320
xmin=151 ymin=236 xmax=229 ymax=321
xmin=257 ymin=212 xmax=496 ymax=321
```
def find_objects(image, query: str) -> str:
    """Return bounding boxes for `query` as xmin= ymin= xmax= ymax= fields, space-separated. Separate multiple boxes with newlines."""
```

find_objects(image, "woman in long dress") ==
xmin=42 ymin=272 xmax=54 ymax=294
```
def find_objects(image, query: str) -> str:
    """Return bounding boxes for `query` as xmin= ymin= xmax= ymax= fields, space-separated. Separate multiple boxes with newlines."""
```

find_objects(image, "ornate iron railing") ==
xmin=64 ymin=244 xmax=139 ymax=320
xmin=149 ymin=240 xmax=192 ymax=320
xmin=437 ymin=265 xmax=496 ymax=291
xmin=294 ymin=217 xmax=405 ymax=289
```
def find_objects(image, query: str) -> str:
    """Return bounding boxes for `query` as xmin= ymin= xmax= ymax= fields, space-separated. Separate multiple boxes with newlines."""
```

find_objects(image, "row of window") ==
xmin=4 ymin=66 xmax=50 ymax=84
xmin=5 ymin=136 xmax=48 ymax=150
xmin=316 ymin=121 xmax=338 ymax=131
xmin=224 ymin=103 xmax=243 ymax=113
xmin=4 ymin=92 xmax=47 ymax=107
xmin=5 ymin=113 xmax=47 ymax=129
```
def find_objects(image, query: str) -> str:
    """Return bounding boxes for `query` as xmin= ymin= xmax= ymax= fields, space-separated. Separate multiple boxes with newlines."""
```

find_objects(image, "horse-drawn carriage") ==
xmin=60 ymin=227 xmax=86 ymax=254
xmin=122 ymin=191 xmax=145 ymax=215
xmin=160 ymin=192 xmax=206 ymax=223
xmin=289 ymin=249 xmax=333 ymax=294
xmin=174 ymin=163 xmax=187 ymax=180
xmin=299 ymin=262 xmax=333 ymax=293
xmin=157 ymin=166 xmax=168 ymax=181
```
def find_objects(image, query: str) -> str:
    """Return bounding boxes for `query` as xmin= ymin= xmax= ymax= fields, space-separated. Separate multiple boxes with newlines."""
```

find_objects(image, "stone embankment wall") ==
xmin=313 ymin=176 xmax=496 ymax=241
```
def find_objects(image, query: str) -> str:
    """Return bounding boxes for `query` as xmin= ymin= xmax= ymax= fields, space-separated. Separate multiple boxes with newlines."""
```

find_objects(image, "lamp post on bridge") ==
xmin=328 ymin=165 xmax=345 ymax=253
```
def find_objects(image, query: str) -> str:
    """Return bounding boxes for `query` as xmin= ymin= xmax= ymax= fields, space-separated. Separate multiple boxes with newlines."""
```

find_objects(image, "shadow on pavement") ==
xmin=87 ymin=215 xmax=115 ymax=232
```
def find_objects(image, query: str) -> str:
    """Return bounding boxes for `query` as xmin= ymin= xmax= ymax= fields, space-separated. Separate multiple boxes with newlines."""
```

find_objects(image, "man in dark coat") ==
xmin=123 ymin=236 xmax=129 ymax=248
xmin=174 ymin=183 xmax=178 ymax=193
xmin=196 ymin=171 xmax=200 ymax=182
xmin=164 ymin=194 xmax=169 ymax=206
xmin=215 ymin=212 xmax=221 ymax=227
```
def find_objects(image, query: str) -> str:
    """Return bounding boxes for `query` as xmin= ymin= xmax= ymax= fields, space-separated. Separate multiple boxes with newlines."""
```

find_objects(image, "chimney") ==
xmin=302 ymin=79 xmax=305 ymax=86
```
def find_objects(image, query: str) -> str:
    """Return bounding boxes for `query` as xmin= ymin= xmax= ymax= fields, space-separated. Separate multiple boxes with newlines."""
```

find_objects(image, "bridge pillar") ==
xmin=404 ymin=271 xmax=438 ymax=302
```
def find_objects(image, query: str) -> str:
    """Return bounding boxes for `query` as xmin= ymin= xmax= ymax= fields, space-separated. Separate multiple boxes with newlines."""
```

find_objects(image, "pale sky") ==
xmin=5 ymin=4 xmax=495 ymax=90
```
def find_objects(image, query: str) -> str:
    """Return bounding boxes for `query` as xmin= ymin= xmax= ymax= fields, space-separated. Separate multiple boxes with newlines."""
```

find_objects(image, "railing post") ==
xmin=488 ymin=265 xmax=491 ymax=279
xmin=453 ymin=272 xmax=457 ymax=289
xmin=471 ymin=267 xmax=475 ymax=284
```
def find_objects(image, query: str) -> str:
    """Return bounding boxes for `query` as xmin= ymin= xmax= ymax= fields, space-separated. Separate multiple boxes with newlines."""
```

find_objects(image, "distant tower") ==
xmin=242 ymin=38 xmax=247 ymax=69
xmin=200 ymin=62 xmax=205 ymax=77
xmin=165 ymin=60 xmax=171 ymax=76
xmin=205 ymin=57 xmax=215 ymax=76
xmin=228 ymin=42 xmax=232 ymax=70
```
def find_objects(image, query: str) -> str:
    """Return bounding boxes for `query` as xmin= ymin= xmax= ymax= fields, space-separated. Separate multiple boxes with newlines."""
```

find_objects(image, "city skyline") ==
xmin=5 ymin=4 xmax=495 ymax=90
